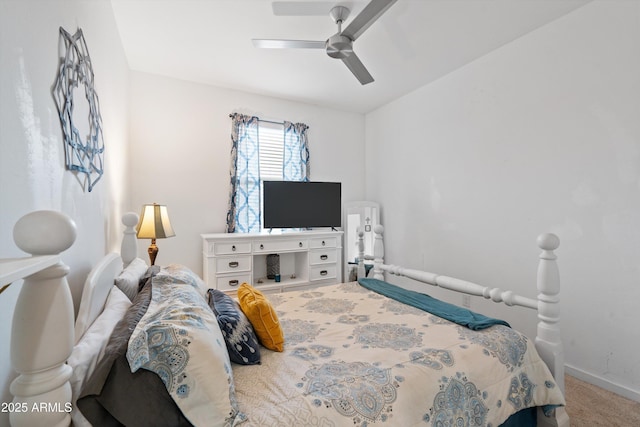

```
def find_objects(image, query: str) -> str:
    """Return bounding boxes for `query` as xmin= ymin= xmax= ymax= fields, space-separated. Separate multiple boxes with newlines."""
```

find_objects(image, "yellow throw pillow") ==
xmin=237 ymin=283 xmax=284 ymax=352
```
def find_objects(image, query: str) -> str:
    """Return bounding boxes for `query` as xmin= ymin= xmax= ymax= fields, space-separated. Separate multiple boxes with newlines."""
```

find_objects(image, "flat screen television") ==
xmin=263 ymin=181 xmax=341 ymax=229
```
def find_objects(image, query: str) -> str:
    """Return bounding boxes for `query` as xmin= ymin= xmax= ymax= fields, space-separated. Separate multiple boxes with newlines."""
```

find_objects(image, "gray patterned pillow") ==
xmin=207 ymin=289 xmax=261 ymax=365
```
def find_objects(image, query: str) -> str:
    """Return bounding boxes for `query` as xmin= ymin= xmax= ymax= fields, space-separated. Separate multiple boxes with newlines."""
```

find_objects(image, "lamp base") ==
xmin=147 ymin=238 xmax=158 ymax=266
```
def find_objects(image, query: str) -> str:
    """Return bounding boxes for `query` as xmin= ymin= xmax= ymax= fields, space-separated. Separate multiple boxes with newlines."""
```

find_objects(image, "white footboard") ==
xmin=357 ymin=226 xmax=569 ymax=427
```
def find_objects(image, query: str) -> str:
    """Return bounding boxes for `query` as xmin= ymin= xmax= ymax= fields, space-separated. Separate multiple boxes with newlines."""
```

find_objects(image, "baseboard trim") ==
xmin=565 ymin=364 xmax=640 ymax=402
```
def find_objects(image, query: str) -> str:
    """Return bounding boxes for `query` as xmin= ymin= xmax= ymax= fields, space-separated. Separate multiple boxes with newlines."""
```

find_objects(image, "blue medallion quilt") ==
xmin=231 ymin=281 xmax=565 ymax=427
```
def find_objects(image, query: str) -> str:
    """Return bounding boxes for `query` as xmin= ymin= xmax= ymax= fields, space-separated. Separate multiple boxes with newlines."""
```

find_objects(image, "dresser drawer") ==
xmin=309 ymin=249 xmax=336 ymax=265
xmin=214 ymin=242 xmax=252 ymax=255
xmin=310 ymin=265 xmax=337 ymax=281
xmin=253 ymin=239 xmax=307 ymax=252
xmin=216 ymin=273 xmax=252 ymax=291
xmin=216 ymin=256 xmax=251 ymax=274
xmin=309 ymin=237 xmax=337 ymax=249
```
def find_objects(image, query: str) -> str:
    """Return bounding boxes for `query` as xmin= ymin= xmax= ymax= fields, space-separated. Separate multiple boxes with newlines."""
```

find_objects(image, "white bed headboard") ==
xmin=73 ymin=253 xmax=123 ymax=343
xmin=9 ymin=210 xmax=77 ymax=427
xmin=74 ymin=212 xmax=139 ymax=343
xmin=7 ymin=211 xmax=140 ymax=427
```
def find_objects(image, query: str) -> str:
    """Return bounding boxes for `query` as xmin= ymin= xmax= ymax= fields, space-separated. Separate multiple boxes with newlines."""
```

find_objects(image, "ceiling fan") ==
xmin=252 ymin=0 xmax=398 ymax=85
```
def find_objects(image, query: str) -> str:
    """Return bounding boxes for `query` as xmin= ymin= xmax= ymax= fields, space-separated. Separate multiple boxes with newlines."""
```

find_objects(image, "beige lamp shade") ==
xmin=136 ymin=204 xmax=175 ymax=239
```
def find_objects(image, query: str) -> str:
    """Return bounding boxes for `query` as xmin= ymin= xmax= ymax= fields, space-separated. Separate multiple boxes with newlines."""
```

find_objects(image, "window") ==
xmin=226 ymin=114 xmax=310 ymax=233
xmin=258 ymin=121 xmax=284 ymax=182
xmin=258 ymin=121 xmax=284 ymax=230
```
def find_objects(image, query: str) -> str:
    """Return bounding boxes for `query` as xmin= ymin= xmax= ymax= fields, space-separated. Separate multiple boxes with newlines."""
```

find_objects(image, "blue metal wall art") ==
xmin=53 ymin=27 xmax=104 ymax=192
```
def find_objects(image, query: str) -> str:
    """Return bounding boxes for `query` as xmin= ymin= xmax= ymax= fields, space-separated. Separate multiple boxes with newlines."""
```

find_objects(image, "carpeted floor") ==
xmin=564 ymin=375 xmax=640 ymax=426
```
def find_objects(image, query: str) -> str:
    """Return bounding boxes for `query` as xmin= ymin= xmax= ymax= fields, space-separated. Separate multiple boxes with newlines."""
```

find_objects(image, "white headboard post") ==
xmin=10 ymin=211 xmax=77 ymax=427
xmin=120 ymin=212 xmax=139 ymax=267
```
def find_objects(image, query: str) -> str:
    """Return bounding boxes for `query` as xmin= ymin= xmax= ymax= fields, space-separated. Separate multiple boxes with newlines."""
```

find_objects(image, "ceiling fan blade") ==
xmin=252 ymin=39 xmax=326 ymax=49
xmin=341 ymin=52 xmax=374 ymax=85
xmin=341 ymin=0 xmax=397 ymax=41
xmin=272 ymin=1 xmax=336 ymax=16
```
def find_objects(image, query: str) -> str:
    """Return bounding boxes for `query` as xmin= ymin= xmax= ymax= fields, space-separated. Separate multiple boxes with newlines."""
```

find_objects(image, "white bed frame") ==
xmin=357 ymin=225 xmax=569 ymax=427
xmin=6 ymin=211 xmax=138 ymax=427
xmin=6 ymin=211 xmax=568 ymax=427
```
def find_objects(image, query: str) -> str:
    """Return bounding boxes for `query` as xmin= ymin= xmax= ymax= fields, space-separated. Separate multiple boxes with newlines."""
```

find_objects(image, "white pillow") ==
xmin=68 ymin=286 xmax=131 ymax=427
xmin=115 ymin=257 xmax=148 ymax=301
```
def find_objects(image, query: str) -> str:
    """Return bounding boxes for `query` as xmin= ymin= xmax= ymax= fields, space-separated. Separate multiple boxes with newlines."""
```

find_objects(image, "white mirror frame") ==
xmin=343 ymin=201 xmax=380 ymax=281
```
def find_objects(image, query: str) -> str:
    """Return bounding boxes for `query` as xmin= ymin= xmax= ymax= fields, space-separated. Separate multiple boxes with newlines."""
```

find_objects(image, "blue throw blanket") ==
xmin=358 ymin=278 xmax=510 ymax=330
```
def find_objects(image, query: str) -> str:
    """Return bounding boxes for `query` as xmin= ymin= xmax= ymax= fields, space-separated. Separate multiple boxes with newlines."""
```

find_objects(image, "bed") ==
xmin=7 ymin=210 xmax=569 ymax=427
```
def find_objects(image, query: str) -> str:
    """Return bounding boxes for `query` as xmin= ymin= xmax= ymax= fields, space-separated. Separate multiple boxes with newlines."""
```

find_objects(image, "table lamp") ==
xmin=136 ymin=203 xmax=175 ymax=265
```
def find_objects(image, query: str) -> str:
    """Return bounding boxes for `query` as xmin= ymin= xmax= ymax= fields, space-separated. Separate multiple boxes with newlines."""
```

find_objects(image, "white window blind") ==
xmin=258 ymin=121 xmax=284 ymax=180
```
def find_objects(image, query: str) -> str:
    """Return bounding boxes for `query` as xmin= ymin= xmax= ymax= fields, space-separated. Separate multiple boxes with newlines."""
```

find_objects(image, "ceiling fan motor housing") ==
xmin=326 ymin=34 xmax=353 ymax=58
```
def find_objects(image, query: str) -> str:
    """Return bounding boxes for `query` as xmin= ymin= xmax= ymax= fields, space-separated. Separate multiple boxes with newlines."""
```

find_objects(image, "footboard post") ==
xmin=371 ymin=225 xmax=385 ymax=280
xmin=10 ymin=211 xmax=77 ymax=427
xmin=357 ymin=227 xmax=366 ymax=279
xmin=534 ymin=233 xmax=569 ymax=427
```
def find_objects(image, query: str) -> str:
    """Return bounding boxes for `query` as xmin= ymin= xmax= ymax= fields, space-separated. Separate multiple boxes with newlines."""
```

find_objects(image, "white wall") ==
xmin=366 ymin=0 xmax=639 ymax=400
xmin=0 ymin=0 xmax=129 ymax=421
xmin=1 ymin=0 xmax=635 ymax=419
xmin=128 ymin=71 xmax=366 ymax=275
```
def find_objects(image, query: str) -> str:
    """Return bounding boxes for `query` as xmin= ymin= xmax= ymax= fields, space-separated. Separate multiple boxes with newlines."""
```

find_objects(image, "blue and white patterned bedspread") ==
xmin=232 ymin=282 xmax=565 ymax=427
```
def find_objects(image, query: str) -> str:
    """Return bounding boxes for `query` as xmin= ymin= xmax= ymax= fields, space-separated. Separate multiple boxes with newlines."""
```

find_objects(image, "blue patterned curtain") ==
xmin=283 ymin=121 xmax=310 ymax=181
xmin=226 ymin=113 xmax=260 ymax=233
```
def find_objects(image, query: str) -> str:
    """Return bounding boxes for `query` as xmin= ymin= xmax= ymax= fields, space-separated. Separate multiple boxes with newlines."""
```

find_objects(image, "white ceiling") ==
xmin=110 ymin=0 xmax=590 ymax=114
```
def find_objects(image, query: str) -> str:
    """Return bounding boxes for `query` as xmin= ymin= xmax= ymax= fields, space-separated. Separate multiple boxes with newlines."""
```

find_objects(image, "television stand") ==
xmin=201 ymin=230 xmax=343 ymax=294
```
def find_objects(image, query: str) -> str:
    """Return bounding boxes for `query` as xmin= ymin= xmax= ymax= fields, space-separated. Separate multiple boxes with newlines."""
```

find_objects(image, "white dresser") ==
xmin=202 ymin=230 xmax=343 ymax=294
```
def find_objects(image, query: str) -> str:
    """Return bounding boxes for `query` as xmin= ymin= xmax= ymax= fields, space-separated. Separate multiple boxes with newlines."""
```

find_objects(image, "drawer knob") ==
xmin=320 ymin=254 xmax=328 ymax=260
xmin=229 ymin=280 xmax=239 ymax=287
xmin=320 ymin=270 xmax=328 ymax=276
xmin=229 ymin=261 xmax=239 ymax=268
xmin=322 ymin=240 xmax=326 ymax=246
xmin=260 ymin=244 xmax=264 ymax=250
xmin=232 ymin=245 xmax=236 ymax=251
xmin=299 ymin=242 xmax=303 ymax=247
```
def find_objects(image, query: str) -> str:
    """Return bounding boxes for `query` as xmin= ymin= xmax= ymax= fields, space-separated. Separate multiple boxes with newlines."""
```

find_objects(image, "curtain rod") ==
xmin=228 ymin=113 xmax=286 ymax=126
xmin=258 ymin=118 xmax=285 ymax=125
